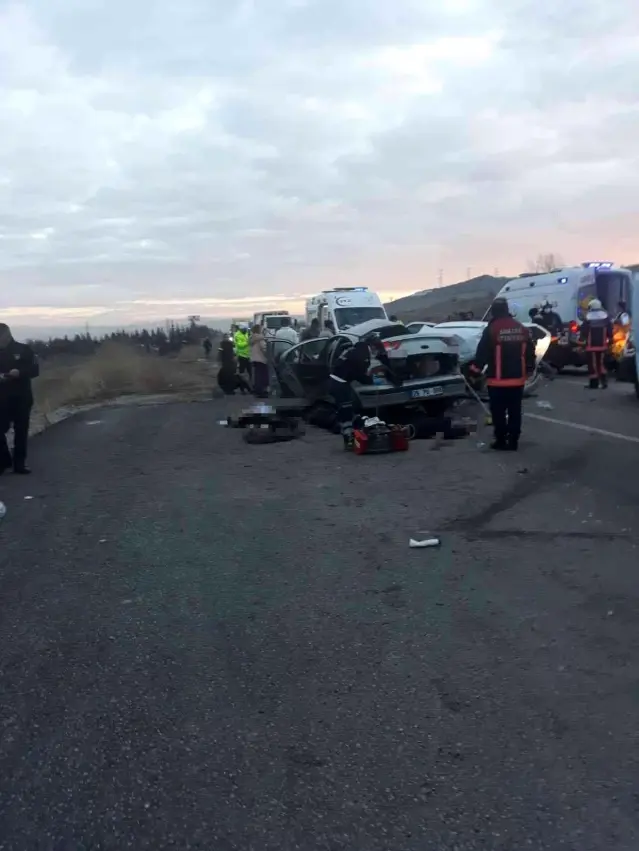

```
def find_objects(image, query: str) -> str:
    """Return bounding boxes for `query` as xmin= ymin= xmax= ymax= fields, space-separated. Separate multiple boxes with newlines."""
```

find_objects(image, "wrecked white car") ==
xmin=274 ymin=319 xmax=467 ymax=413
xmin=434 ymin=321 xmax=552 ymax=396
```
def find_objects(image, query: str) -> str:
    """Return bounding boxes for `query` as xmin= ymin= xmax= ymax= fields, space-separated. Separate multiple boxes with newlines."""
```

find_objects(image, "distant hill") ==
xmin=387 ymin=264 xmax=639 ymax=324
xmin=385 ymin=274 xmax=510 ymax=323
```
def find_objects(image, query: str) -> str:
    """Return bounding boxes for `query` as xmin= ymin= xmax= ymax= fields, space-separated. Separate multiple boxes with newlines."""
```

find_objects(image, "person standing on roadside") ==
xmin=250 ymin=325 xmax=269 ymax=398
xmin=300 ymin=318 xmax=320 ymax=341
xmin=472 ymin=298 xmax=535 ymax=452
xmin=233 ymin=323 xmax=251 ymax=380
xmin=272 ymin=315 xmax=299 ymax=361
xmin=320 ymin=319 xmax=336 ymax=338
xmin=0 ymin=323 xmax=40 ymax=475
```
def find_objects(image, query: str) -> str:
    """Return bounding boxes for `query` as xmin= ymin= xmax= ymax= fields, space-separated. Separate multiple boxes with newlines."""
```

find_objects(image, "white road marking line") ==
xmin=526 ymin=412 xmax=639 ymax=444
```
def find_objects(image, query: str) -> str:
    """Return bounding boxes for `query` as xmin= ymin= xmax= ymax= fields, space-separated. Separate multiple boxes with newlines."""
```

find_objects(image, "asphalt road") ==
xmin=1 ymin=374 xmax=639 ymax=850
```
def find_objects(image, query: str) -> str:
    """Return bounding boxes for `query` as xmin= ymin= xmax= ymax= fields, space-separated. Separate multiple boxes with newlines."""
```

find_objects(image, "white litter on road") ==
xmin=0 ymin=501 xmax=6 ymax=519
xmin=526 ymin=413 xmax=639 ymax=445
xmin=535 ymin=400 xmax=554 ymax=410
xmin=23 ymin=496 xmax=33 ymax=500
xmin=409 ymin=537 xmax=441 ymax=548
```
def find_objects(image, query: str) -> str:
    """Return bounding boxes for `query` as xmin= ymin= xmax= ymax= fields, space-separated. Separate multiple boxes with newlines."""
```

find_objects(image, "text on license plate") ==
xmin=411 ymin=386 xmax=443 ymax=399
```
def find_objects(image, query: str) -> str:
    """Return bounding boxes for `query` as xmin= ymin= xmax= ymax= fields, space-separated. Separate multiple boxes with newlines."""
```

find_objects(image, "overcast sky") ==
xmin=1 ymin=0 xmax=639 ymax=331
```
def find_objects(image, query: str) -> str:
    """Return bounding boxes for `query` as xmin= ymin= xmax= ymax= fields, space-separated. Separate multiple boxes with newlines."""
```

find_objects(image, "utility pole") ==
xmin=466 ymin=267 xmax=472 ymax=280
xmin=493 ymin=267 xmax=499 ymax=277
xmin=437 ymin=269 xmax=443 ymax=287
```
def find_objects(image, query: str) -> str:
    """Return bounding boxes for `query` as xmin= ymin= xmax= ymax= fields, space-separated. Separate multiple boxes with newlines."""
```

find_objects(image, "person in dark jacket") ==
xmin=300 ymin=318 xmax=320 ymax=341
xmin=579 ymin=298 xmax=612 ymax=389
xmin=320 ymin=319 xmax=336 ymax=338
xmin=217 ymin=338 xmax=250 ymax=395
xmin=473 ymin=299 xmax=535 ymax=451
xmin=0 ymin=323 xmax=40 ymax=474
xmin=328 ymin=336 xmax=400 ymax=441
xmin=537 ymin=301 xmax=564 ymax=336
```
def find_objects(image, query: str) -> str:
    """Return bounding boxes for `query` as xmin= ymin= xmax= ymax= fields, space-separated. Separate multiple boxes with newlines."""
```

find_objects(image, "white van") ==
xmin=305 ymin=288 xmax=387 ymax=332
xmin=488 ymin=262 xmax=633 ymax=327
xmin=253 ymin=311 xmax=292 ymax=338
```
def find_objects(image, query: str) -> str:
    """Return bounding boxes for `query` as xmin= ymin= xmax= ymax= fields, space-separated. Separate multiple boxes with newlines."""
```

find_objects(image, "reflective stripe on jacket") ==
xmin=475 ymin=316 xmax=535 ymax=388
xmin=233 ymin=330 xmax=250 ymax=359
xmin=580 ymin=310 xmax=612 ymax=352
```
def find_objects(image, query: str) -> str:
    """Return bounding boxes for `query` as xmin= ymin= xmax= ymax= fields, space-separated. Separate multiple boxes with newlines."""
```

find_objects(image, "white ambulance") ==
xmin=487 ymin=262 xmax=633 ymax=370
xmin=488 ymin=262 xmax=633 ymax=327
xmin=305 ymin=287 xmax=387 ymax=332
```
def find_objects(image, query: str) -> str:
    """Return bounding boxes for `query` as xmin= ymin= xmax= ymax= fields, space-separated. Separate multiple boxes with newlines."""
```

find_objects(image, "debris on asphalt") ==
xmin=0 ymin=501 xmax=6 ymax=520
xmin=536 ymin=400 xmax=554 ymax=410
xmin=518 ymin=467 xmax=529 ymax=475
xmin=349 ymin=418 xmax=409 ymax=454
xmin=409 ymin=536 xmax=441 ymax=548
xmin=476 ymin=441 xmax=487 ymax=450
xmin=24 ymin=495 xmax=33 ymax=500
xmin=243 ymin=420 xmax=303 ymax=443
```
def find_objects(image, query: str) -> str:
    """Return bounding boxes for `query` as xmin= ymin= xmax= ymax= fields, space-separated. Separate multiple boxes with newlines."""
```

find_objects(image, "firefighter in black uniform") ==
xmin=579 ymin=298 xmax=612 ymax=389
xmin=328 ymin=336 xmax=400 ymax=444
xmin=0 ymin=323 xmax=40 ymax=474
xmin=473 ymin=298 xmax=535 ymax=451
xmin=537 ymin=300 xmax=564 ymax=336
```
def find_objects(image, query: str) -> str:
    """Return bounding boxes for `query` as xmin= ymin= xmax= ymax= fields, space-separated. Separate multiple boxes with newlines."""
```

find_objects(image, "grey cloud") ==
xmin=2 ymin=0 xmax=639 ymax=326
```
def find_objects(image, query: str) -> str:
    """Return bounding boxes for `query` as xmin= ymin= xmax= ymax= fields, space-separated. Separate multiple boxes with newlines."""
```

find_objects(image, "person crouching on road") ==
xmin=580 ymin=298 xmax=612 ymax=389
xmin=250 ymin=325 xmax=269 ymax=398
xmin=233 ymin=323 xmax=252 ymax=380
xmin=329 ymin=335 xmax=401 ymax=446
xmin=217 ymin=338 xmax=250 ymax=395
xmin=473 ymin=298 xmax=535 ymax=452
xmin=0 ymin=322 xmax=40 ymax=475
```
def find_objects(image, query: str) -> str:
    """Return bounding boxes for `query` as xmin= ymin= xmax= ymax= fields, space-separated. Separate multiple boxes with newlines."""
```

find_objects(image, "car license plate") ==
xmin=411 ymin=386 xmax=443 ymax=399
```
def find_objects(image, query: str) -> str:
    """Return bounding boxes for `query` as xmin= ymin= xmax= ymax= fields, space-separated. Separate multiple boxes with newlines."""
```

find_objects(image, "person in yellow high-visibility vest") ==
xmin=233 ymin=323 xmax=251 ymax=379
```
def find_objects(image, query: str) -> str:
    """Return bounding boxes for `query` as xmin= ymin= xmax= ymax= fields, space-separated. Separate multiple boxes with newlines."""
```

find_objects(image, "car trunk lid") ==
xmin=380 ymin=332 xmax=460 ymax=382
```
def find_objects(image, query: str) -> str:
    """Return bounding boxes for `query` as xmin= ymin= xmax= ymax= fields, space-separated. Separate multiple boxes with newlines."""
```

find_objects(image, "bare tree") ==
xmin=527 ymin=252 xmax=565 ymax=273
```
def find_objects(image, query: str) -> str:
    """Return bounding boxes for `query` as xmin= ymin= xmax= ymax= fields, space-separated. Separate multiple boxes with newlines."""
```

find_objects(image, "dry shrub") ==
xmin=35 ymin=342 xmax=212 ymax=414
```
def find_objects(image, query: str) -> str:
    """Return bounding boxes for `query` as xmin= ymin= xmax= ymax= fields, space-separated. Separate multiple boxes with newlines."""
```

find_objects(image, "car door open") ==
xmin=277 ymin=338 xmax=332 ymax=399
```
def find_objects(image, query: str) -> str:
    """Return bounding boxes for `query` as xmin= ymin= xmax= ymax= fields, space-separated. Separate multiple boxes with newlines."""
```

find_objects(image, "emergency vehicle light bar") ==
xmin=582 ymin=261 xmax=614 ymax=269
